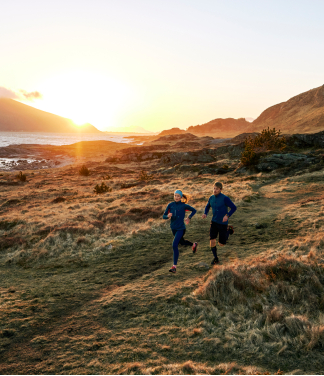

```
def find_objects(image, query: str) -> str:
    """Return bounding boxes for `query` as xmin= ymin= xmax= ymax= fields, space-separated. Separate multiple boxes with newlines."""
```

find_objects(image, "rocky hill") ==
xmin=158 ymin=127 xmax=186 ymax=136
xmin=159 ymin=118 xmax=250 ymax=137
xmin=159 ymin=84 xmax=324 ymax=137
xmin=0 ymin=98 xmax=101 ymax=133
xmin=247 ymin=84 xmax=324 ymax=134
xmin=186 ymin=117 xmax=250 ymax=136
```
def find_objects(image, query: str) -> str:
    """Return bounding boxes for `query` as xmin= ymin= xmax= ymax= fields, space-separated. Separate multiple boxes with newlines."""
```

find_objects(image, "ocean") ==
xmin=0 ymin=131 xmax=140 ymax=148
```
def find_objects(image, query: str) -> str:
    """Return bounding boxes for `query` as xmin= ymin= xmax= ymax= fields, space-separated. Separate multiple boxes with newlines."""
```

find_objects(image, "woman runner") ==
xmin=163 ymin=189 xmax=198 ymax=273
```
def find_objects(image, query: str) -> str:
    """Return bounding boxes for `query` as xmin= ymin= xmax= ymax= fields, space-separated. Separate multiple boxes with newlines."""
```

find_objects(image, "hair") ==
xmin=214 ymin=181 xmax=223 ymax=189
xmin=181 ymin=193 xmax=190 ymax=203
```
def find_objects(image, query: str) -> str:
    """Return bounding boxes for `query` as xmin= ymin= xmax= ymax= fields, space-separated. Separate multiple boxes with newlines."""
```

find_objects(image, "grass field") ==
xmin=0 ymin=156 xmax=324 ymax=374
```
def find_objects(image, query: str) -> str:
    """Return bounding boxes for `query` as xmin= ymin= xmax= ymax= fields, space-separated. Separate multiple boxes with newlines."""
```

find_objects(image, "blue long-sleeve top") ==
xmin=204 ymin=193 xmax=236 ymax=225
xmin=163 ymin=201 xmax=197 ymax=231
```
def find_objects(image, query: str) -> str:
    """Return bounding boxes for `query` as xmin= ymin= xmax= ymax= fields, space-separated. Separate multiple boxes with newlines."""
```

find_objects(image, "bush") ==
xmin=241 ymin=127 xmax=286 ymax=166
xmin=79 ymin=165 xmax=90 ymax=176
xmin=139 ymin=170 xmax=153 ymax=181
xmin=93 ymin=182 xmax=112 ymax=194
xmin=16 ymin=171 xmax=27 ymax=182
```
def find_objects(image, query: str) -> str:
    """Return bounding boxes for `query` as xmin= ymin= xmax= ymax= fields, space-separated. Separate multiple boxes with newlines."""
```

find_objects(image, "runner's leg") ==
xmin=179 ymin=229 xmax=193 ymax=246
xmin=172 ymin=229 xmax=184 ymax=265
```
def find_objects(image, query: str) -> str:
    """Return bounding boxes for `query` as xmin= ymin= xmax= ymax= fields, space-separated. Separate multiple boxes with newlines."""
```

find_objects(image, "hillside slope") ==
xmin=186 ymin=117 xmax=250 ymax=136
xmin=0 ymin=98 xmax=101 ymax=133
xmin=159 ymin=84 xmax=324 ymax=137
xmin=248 ymin=84 xmax=324 ymax=134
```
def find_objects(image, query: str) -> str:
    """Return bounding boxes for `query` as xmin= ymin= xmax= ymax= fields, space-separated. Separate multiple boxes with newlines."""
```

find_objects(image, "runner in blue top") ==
xmin=163 ymin=189 xmax=198 ymax=273
xmin=202 ymin=181 xmax=237 ymax=265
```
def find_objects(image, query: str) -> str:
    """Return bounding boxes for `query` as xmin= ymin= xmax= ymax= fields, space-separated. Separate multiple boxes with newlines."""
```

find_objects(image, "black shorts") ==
xmin=210 ymin=222 xmax=227 ymax=245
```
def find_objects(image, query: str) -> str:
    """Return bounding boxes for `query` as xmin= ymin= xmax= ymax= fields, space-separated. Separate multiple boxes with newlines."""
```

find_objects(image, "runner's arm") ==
xmin=163 ymin=204 xmax=171 ymax=219
xmin=204 ymin=199 xmax=211 ymax=216
xmin=184 ymin=204 xmax=196 ymax=219
xmin=224 ymin=197 xmax=237 ymax=217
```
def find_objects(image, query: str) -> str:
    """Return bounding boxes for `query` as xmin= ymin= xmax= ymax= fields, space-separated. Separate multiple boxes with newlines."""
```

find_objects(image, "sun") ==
xmin=35 ymin=70 xmax=135 ymax=131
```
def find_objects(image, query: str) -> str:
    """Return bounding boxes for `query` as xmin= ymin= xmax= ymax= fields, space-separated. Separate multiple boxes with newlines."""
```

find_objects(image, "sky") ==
xmin=1 ymin=0 xmax=324 ymax=132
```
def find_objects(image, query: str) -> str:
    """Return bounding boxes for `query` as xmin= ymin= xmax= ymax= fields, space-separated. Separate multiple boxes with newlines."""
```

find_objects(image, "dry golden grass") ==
xmin=0 ymin=149 xmax=324 ymax=374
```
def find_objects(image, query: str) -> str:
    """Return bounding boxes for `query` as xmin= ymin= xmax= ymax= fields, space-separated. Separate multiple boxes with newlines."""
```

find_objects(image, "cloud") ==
xmin=0 ymin=86 xmax=43 ymax=101
xmin=20 ymin=90 xmax=43 ymax=100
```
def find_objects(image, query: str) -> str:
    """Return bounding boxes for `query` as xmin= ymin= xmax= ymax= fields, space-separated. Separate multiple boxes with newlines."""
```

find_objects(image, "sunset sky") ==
xmin=1 ymin=0 xmax=324 ymax=132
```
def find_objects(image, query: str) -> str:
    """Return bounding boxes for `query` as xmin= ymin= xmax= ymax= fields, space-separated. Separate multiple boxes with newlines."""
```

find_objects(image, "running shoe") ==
xmin=192 ymin=242 xmax=198 ymax=254
xmin=211 ymin=257 xmax=219 ymax=265
xmin=169 ymin=266 xmax=177 ymax=273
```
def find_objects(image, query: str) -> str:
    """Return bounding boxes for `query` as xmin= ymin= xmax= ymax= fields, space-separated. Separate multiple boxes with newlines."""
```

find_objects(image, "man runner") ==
xmin=202 ymin=181 xmax=237 ymax=265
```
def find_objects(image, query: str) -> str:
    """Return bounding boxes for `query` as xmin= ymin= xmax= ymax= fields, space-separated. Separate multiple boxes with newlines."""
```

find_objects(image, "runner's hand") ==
xmin=202 ymin=214 xmax=207 ymax=219
xmin=167 ymin=213 xmax=173 ymax=218
xmin=185 ymin=218 xmax=190 ymax=225
xmin=222 ymin=214 xmax=229 ymax=222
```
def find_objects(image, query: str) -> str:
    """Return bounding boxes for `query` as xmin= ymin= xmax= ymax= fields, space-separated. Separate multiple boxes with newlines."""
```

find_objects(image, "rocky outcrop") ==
xmin=160 ymin=150 xmax=216 ymax=165
xmin=151 ymin=133 xmax=198 ymax=143
xmin=158 ymin=127 xmax=186 ymax=136
xmin=287 ymin=130 xmax=324 ymax=148
xmin=256 ymin=153 xmax=310 ymax=172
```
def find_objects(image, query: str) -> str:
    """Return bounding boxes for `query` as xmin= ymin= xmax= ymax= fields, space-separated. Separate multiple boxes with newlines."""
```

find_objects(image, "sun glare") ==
xmin=34 ymin=70 xmax=136 ymax=131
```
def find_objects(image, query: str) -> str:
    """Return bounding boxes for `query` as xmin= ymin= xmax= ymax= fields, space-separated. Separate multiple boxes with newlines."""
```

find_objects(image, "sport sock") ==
xmin=211 ymin=246 xmax=217 ymax=258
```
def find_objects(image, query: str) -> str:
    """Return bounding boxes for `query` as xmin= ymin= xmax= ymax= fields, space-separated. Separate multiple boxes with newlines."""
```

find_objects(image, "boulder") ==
xmin=256 ymin=153 xmax=309 ymax=171
xmin=287 ymin=130 xmax=324 ymax=148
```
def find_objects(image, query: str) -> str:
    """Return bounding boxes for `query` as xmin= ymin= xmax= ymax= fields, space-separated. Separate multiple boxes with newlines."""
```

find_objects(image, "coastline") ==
xmin=0 ymin=131 xmax=159 ymax=171
xmin=0 ymin=139 xmax=131 ymax=172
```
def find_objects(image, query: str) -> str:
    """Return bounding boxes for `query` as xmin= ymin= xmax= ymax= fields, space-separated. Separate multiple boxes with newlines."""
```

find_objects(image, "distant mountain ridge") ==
xmin=159 ymin=84 xmax=324 ymax=137
xmin=159 ymin=118 xmax=250 ymax=137
xmin=0 ymin=98 xmax=101 ymax=133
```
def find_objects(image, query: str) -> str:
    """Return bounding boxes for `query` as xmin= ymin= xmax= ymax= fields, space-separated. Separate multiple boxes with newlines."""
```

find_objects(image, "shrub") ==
xmin=52 ymin=196 xmax=66 ymax=203
xmin=79 ymin=165 xmax=90 ymax=176
xmin=102 ymin=174 xmax=112 ymax=180
xmin=241 ymin=127 xmax=286 ymax=166
xmin=93 ymin=182 xmax=112 ymax=194
xmin=16 ymin=171 xmax=27 ymax=182
xmin=139 ymin=170 xmax=153 ymax=181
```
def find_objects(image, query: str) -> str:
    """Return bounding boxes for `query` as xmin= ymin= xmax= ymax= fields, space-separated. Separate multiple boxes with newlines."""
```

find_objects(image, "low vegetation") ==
xmin=241 ymin=127 xmax=286 ymax=166
xmin=0 ymin=138 xmax=323 ymax=374
xmin=16 ymin=171 xmax=27 ymax=182
xmin=139 ymin=170 xmax=153 ymax=181
xmin=93 ymin=182 xmax=112 ymax=194
xmin=79 ymin=165 xmax=90 ymax=176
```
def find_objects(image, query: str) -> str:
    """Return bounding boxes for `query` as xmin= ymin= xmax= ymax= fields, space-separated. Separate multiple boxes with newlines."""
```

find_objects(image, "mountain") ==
xmin=0 ymin=98 xmax=101 ymax=133
xmin=247 ymin=84 xmax=324 ymax=134
xmin=186 ymin=117 xmax=250 ymax=136
xmin=158 ymin=119 xmax=250 ymax=137
xmin=158 ymin=127 xmax=186 ymax=136
xmin=159 ymin=84 xmax=324 ymax=138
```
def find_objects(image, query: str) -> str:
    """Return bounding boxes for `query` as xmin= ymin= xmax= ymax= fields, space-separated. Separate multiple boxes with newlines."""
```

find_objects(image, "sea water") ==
xmin=0 ymin=131 xmax=137 ymax=148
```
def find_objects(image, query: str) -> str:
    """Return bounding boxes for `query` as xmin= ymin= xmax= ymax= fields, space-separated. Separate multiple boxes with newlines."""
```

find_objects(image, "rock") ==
xmin=216 ymin=167 xmax=231 ymax=174
xmin=235 ymin=166 xmax=248 ymax=174
xmin=195 ymin=262 xmax=210 ymax=270
xmin=256 ymin=153 xmax=309 ymax=171
xmin=287 ymin=130 xmax=324 ymax=148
